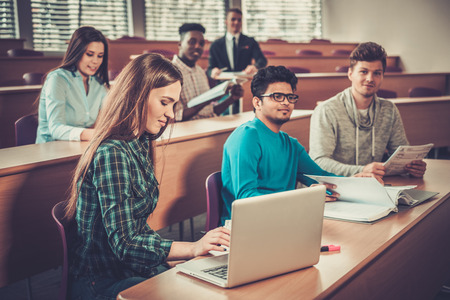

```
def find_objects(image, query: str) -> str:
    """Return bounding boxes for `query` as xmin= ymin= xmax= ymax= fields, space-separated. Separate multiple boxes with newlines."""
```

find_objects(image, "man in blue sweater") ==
xmin=220 ymin=66 xmax=337 ymax=224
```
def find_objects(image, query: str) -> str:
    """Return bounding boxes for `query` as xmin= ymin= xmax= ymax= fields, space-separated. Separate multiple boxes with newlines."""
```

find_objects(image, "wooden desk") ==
xmin=0 ymin=56 xmax=61 ymax=86
xmin=118 ymin=159 xmax=450 ymax=300
xmin=196 ymin=55 xmax=399 ymax=72
xmin=393 ymin=96 xmax=450 ymax=148
xmin=0 ymin=110 xmax=312 ymax=287
xmin=111 ymin=40 xmax=358 ymax=73
xmin=0 ymin=85 xmax=41 ymax=148
xmin=258 ymin=41 xmax=358 ymax=57
xmin=239 ymin=72 xmax=450 ymax=111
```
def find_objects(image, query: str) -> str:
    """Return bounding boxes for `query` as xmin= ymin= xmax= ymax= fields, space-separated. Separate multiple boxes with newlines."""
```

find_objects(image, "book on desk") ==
xmin=306 ymin=175 xmax=439 ymax=223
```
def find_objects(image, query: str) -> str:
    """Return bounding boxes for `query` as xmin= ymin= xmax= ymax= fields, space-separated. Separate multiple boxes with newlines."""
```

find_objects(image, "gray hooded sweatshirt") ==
xmin=309 ymin=87 xmax=409 ymax=176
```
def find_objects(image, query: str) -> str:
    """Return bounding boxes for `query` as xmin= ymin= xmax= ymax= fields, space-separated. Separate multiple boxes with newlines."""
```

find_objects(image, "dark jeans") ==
xmin=69 ymin=265 xmax=169 ymax=300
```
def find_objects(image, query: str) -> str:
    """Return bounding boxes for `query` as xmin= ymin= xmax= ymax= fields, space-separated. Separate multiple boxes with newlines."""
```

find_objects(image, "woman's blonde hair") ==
xmin=65 ymin=53 xmax=182 ymax=219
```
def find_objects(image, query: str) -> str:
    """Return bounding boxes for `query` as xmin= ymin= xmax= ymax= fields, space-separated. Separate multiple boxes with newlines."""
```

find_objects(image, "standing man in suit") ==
xmin=208 ymin=8 xmax=267 ymax=113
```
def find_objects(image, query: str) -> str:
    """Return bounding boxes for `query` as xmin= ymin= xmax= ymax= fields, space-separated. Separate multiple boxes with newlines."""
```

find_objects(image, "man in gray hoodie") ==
xmin=309 ymin=42 xmax=426 ymax=179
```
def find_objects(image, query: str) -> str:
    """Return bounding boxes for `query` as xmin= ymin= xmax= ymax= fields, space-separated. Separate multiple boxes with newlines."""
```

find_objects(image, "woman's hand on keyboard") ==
xmin=193 ymin=226 xmax=231 ymax=257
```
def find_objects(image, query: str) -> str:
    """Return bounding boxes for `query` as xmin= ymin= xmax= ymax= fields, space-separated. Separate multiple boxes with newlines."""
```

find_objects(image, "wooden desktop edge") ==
xmin=0 ymin=110 xmax=313 ymax=177
xmin=319 ymin=190 xmax=450 ymax=299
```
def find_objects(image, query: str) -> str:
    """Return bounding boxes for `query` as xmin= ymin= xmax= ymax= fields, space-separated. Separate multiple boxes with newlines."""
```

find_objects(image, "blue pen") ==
xmin=326 ymin=190 xmax=333 ymax=196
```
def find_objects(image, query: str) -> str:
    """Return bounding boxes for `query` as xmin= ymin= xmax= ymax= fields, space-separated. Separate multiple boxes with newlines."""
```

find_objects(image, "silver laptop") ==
xmin=176 ymin=185 xmax=326 ymax=288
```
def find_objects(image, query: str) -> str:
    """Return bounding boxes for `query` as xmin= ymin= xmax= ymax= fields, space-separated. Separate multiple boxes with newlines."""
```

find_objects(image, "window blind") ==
xmin=0 ymin=0 xmax=17 ymax=38
xmin=242 ymin=0 xmax=322 ymax=42
xmin=30 ymin=0 xmax=129 ymax=52
xmin=144 ymin=0 xmax=226 ymax=42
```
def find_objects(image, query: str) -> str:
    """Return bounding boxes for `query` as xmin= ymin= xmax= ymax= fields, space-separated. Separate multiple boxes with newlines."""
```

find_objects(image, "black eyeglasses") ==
xmin=259 ymin=92 xmax=299 ymax=104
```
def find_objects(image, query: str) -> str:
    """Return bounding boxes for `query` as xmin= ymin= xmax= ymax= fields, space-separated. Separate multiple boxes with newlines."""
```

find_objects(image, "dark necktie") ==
xmin=232 ymin=36 xmax=237 ymax=70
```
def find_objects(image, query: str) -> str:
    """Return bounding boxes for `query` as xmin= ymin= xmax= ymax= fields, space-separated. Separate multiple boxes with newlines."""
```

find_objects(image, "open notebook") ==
xmin=306 ymin=175 xmax=438 ymax=223
xmin=176 ymin=185 xmax=326 ymax=288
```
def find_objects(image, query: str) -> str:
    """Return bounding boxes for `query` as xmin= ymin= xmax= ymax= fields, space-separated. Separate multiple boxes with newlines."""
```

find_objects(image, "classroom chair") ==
xmin=108 ymin=70 xmax=121 ymax=81
xmin=23 ymin=72 xmax=44 ymax=85
xmin=115 ymin=35 xmax=146 ymax=41
xmin=331 ymin=49 xmax=352 ymax=56
xmin=287 ymin=66 xmax=310 ymax=74
xmin=384 ymin=66 xmax=402 ymax=72
xmin=377 ymin=89 xmax=397 ymax=98
xmin=262 ymin=50 xmax=276 ymax=56
xmin=51 ymin=201 xmax=71 ymax=300
xmin=266 ymin=38 xmax=288 ymax=43
xmin=205 ymin=171 xmax=222 ymax=231
xmin=15 ymin=113 xmax=38 ymax=146
xmin=310 ymin=38 xmax=331 ymax=43
xmin=143 ymin=49 xmax=176 ymax=58
xmin=7 ymin=48 xmax=44 ymax=57
xmin=296 ymin=49 xmax=323 ymax=56
xmin=335 ymin=65 xmax=349 ymax=73
xmin=408 ymin=87 xmax=442 ymax=97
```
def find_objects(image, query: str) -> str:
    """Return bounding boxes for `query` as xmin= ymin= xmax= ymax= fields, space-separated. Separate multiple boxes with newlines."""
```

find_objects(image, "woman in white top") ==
xmin=36 ymin=26 xmax=109 ymax=143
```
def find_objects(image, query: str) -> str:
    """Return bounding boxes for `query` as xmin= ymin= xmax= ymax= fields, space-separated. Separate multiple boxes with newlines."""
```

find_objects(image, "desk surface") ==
xmin=0 ymin=110 xmax=311 ymax=175
xmin=118 ymin=159 xmax=450 ymax=300
xmin=0 ymin=110 xmax=312 ymax=287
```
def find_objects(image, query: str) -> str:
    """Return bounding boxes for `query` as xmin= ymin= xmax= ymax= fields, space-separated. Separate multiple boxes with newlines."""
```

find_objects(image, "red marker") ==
xmin=320 ymin=245 xmax=341 ymax=252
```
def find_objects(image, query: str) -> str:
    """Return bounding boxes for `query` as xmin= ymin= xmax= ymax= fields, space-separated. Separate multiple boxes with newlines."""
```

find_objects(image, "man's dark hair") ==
xmin=227 ymin=8 xmax=243 ymax=15
xmin=178 ymin=23 xmax=206 ymax=41
xmin=251 ymin=66 xmax=298 ymax=98
xmin=349 ymin=42 xmax=387 ymax=72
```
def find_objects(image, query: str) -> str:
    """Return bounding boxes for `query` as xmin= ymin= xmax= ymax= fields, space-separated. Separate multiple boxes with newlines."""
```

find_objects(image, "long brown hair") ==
xmin=65 ymin=53 xmax=183 ymax=219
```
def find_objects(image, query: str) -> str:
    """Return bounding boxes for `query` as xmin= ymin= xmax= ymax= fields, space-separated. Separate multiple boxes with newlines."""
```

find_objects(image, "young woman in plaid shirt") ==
xmin=65 ymin=53 xmax=230 ymax=299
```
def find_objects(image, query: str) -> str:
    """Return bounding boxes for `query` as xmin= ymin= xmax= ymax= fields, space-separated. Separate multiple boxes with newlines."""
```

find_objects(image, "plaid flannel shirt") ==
xmin=70 ymin=133 xmax=173 ymax=279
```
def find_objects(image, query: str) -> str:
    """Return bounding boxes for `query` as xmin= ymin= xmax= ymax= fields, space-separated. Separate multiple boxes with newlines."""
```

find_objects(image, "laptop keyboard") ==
xmin=202 ymin=265 xmax=228 ymax=280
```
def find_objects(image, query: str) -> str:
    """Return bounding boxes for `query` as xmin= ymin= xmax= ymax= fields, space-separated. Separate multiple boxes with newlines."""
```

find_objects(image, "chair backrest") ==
xmin=408 ymin=87 xmax=443 ymax=98
xmin=108 ymin=70 xmax=121 ymax=81
xmin=331 ymin=49 xmax=352 ymax=56
xmin=23 ymin=72 xmax=44 ymax=85
xmin=15 ymin=113 xmax=38 ymax=146
xmin=287 ymin=66 xmax=310 ymax=74
xmin=310 ymin=38 xmax=331 ymax=43
xmin=143 ymin=49 xmax=176 ymax=58
xmin=7 ymin=48 xmax=44 ymax=57
xmin=51 ymin=201 xmax=71 ymax=300
xmin=262 ymin=50 xmax=276 ymax=56
xmin=115 ymin=35 xmax=146 ymax=41
xmin=266 ymin=38 xmax=288 ymax=43
xmin=205 ymin=171 xmax=223 ymax=231
xmin=377 ymin=89 xmax=397 ymax=98
xmin=296 ymin=49 xmax=323 ymax=56
xmin=335 ymin=65 xmax=349 ymax=73
xmin=384 ymin=66 xmax=402 ymax=73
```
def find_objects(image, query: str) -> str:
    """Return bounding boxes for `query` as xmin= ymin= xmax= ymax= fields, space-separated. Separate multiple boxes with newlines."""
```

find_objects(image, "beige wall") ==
xmin=322 ymin=0 xmax=450 ymax=73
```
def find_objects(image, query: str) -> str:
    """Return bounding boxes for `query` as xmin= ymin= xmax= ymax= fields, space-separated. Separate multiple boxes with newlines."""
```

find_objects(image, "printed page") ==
xmin=305 ymin=175 xmax=397 ymax=222
xmin=305 ymin=175 xmax=396 ymax=207
xmin=383 ymin=144 xmax=434 ymax=176
xmin=324 ymin=201 xmax=396 ymax=222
